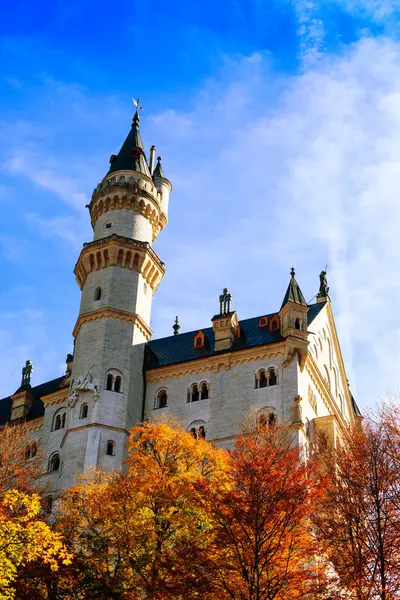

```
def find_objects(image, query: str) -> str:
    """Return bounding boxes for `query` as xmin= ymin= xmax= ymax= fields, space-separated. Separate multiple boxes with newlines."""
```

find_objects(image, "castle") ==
xmin=0 ymin=105 xmax=362 ymax=500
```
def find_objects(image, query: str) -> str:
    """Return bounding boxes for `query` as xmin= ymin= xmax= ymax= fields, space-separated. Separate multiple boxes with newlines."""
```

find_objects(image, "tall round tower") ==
xmin=62 ymin=106 xmax=171 ymax=488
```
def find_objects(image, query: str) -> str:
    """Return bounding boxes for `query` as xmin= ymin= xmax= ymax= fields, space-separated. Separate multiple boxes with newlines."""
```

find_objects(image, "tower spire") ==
xmin=107 ymin=98 xmax=150 ymax=177
xmin=281 ymin=267 xmax=307 ymax=309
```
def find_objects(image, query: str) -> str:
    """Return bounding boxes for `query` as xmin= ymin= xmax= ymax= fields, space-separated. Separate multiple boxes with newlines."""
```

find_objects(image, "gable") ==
xmin=307 ymin=302 xmax=359 ymax=424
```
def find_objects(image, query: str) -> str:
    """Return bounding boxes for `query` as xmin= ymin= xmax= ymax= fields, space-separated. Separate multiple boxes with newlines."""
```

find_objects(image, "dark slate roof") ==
xmin=281 ymin=274 xmax=307 ymax=309
xmin=145 ymin=302 xmax=326 ymax=370
xmin=107 ymin=112 xmax=151 ymax=178
xmin=351 ymin=394 xmax=362 ymax=417
xmin=0 ymin=376 xmax=66 ymax=426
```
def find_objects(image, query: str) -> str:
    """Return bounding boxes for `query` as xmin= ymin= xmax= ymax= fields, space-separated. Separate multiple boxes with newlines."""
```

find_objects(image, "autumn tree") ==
xmin=55 ymin=420 xmax=230 ymax=599
xmin=0 ymin=422 xmax=40 ymax=493
xmin=0 ymin=422 xmax=71 ymax=600
xmin=314 ymin=408 xmax=400 ymax=600
xmin=204 ymin=422 xmax=329 ymax=600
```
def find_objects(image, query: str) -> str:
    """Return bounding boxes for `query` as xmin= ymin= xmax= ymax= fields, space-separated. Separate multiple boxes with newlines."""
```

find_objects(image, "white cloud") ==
xmin=149 ymin=36 xmax=400 ymax=408
xmin=3 ymin=149 xmax=88 ymax=211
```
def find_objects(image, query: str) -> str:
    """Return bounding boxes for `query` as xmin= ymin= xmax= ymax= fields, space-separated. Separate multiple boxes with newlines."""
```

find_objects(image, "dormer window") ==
xmin=269 ymin=316 xmax=280 ymax=332
xmin=258 ymin=317 xmax=268 ymax=328
xmin=194 ymin=331 xmax=205 ymax=349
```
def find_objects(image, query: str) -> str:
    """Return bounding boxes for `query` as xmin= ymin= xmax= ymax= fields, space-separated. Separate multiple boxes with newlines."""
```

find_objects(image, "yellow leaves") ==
xmin=0 ymin=490 xmax=71 ymax=600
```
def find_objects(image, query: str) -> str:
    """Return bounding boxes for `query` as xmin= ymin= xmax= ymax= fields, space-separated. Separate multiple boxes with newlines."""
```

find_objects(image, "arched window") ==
xmin=106 ymin=441 xmax=115 ymax=456
xmin=258 ymin=413 xmax=267 ymax=429
xmin=258 ymin=407 xmax=277 ymax=430
xmin=48 ymin=453 xmax=60 ymax=472
xmin=114 ymin=376 xmax=122 ymax=393
xmin=154 ymin=390 xmax=168 ymax=409
xmin=200 ymin=382 xmax=209 ymax=400
xmin=192 ymin=384 xmax=199 ymax=402
xmin=94 ymin=287 xmax=102 ymax=301
xmin=25 ymin=444 xmax=31 ymax=460
xmin=31 ymin=441 xmax=37 ymax=457
xmin=52 ymin=411 xmax=66 ymax=432
xmin=268 ymin=368 xmax=277 ymax=386
xmin=258 ymin=370 xmax=267 ymax=389
xmin=188 ymin=421 xmax=207 ymax=441
xmin=105 ymin=370 xmax=123 ymax=393
xmin=80 ymin=404 xmax=88 ymax=419
xmin=106 ymin=373 xmax=113 ymax=391
xmin=295 ymin=318 xmax=301 ymax=330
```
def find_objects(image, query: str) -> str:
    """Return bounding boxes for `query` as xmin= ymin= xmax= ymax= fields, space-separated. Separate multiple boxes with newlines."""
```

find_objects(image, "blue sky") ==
xmin=2 ymin=0 xmax=400 ymax=406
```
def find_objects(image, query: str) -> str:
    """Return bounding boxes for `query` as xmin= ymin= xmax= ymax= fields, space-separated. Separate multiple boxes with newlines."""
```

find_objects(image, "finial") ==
xmin=219 ymin=288 xmax=232 ymax=315
xmin=157 ymin=156 xmax=162 ymax=163
xmin=173 ymin=316 xmax=180 ymax=336
xmin=290 ymin=267 xmax=295 ymax=277
xmin=132 ymin=97 xmax=143 ymax=128
xmin=21 ymin=360 xmax=33 ymax=388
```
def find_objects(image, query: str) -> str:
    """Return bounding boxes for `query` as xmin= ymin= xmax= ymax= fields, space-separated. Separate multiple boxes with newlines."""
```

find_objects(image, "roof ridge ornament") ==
xmin=173 ymin=316 xmax=180 ymax=336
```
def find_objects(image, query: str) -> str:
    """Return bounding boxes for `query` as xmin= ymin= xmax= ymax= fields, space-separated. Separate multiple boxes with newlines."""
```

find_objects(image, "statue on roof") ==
xmin=21 ymin=360 xmax=33 ymax=388
xmin=219 ymin=288 xmax=232 ymax=315
xmin=318 ymin=270 xmax=329 ymax=297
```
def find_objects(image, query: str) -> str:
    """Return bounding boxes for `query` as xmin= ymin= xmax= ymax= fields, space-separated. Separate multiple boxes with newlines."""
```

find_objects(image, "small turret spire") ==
xmin=281 ymin=268 xmax=307 ymax=309
xmin=173 ymin=316 xmax=180 ymax=336
xmin=152 ymin=156 xmax=165 ymax=179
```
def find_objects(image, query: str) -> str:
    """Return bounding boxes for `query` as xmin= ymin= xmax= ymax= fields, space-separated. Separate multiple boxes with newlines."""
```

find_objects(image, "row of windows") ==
xmin=154 ymin=369 xmax=279 ymax=409
xmin=47 ymin=441 xmax=115 ymax=473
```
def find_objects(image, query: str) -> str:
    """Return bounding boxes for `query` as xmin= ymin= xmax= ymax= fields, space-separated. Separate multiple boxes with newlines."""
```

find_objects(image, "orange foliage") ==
xmin=314 ymin=406 xmax=400 ymax=600
xmin=57 ymin=420 xmax=230 ymax=599
xmin=204 ymin=424 xmax=329 ymax=600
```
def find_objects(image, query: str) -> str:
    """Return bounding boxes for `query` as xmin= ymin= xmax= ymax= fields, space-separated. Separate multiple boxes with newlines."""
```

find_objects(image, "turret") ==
xmin=279 ymin=268 xmax=309 ymax=369
xmin=152 ymin=156 xmax=172 ymax=223
xmin=62 ymin=101 xmax=172 ymax=488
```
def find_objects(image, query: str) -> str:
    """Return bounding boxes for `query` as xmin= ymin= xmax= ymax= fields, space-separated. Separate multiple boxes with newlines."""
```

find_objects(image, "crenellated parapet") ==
xmin=74 ymin=234 xmax=165 ymax=293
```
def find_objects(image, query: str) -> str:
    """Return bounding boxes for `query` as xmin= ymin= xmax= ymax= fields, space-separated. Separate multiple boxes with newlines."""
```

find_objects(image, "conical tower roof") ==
xmin=281 ymin=268 xmax=307 ymax=309
xmin=152 ymin=156 xmax=165 ymax=179
xmin=107 ymin=110 xmax=151 ymax=178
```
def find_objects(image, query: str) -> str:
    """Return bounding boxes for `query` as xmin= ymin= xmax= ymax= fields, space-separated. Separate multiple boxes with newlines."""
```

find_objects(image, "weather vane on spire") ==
xmin=132 ymin=97 xmax=143 ymax=112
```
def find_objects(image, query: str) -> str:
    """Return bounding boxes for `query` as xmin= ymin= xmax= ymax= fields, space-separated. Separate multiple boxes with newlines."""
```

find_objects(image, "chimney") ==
xmin=149 ymin=145 xmax=156 ymax=175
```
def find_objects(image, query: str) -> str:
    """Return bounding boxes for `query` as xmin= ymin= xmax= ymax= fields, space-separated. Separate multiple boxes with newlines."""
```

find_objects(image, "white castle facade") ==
xmin=0 ymin=107 xmax=361 ymax=501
